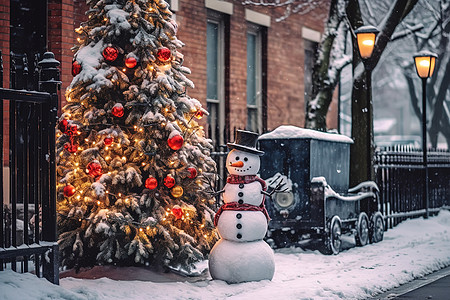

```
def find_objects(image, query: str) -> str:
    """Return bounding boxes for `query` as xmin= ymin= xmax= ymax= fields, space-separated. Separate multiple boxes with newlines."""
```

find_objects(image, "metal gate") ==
xmin=0 ymin=51 xmax=60 ymax=284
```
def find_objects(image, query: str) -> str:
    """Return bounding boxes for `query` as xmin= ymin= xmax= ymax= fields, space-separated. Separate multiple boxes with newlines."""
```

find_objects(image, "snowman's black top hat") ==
xmin=227 ymin=130 xmax=264 ymax=155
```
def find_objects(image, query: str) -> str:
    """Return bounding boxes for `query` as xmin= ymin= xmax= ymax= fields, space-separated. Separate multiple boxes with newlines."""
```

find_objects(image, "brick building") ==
xmin=1 ymin=0 xmax=337 ymax=149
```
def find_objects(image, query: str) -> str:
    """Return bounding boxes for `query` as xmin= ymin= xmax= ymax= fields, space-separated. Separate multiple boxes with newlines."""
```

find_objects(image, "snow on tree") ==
xmin=56 ymin=0 xmax=218 ymax=272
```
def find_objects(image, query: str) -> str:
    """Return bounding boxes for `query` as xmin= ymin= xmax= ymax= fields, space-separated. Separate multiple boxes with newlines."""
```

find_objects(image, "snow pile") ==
xmin=259 ymin=125 xmax=354 ymax=144
xmin=1 ymin=210 xmax=450 ymax=299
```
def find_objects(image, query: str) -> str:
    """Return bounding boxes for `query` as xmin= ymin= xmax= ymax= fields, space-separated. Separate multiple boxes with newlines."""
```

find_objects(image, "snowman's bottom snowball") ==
xmin=208 ymin=239 xmax=275 ymax=283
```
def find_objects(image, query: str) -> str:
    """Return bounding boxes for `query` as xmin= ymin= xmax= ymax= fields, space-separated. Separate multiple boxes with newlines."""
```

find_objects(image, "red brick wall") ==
xmin=175 ymin=0 xmax=335 ymax=133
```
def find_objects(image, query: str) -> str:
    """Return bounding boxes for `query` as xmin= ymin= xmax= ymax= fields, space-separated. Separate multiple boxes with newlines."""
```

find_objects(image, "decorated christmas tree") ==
xmin=56 ymin=0 xmax=217 ymax=272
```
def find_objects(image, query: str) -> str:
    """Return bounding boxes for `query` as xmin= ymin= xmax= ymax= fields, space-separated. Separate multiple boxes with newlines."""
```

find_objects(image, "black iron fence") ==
xmin=375 ymin=147 xmax=450 ymax=228
xmin=0 ymin=50 xmax=60 ymax=284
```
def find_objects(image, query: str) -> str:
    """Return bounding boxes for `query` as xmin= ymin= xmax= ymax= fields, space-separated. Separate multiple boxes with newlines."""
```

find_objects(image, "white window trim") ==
xmin=205 ymin=0 xmax=233 ymax=15
xmin=170 ymin=0 xmax=179 ymax=11
xmin=207 ymin=13 xmax=226 ymax=145
xmin=302 ymin=27 xmax=321 ymax=43
xmin=247 ymin=24 xmax=263 ymax=133
xmin=245 ymin=9 xmax=270 ymax=27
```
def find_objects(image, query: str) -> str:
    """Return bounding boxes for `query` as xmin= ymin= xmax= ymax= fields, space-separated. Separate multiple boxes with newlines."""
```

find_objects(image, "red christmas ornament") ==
xmin=86 ymin=161 xmax=102 ymax=178
xmin=171 ymin=205 xmax=183 ymax=220
xmin=145 ymin=177 xmax=158 ymax=190
xmin=64 ymin=142 xmax=78 ymax=153
xmin=187 ymin=167 xmax=197 ymax=179
xmin=103 ymin=46 xmax=119 ymax=62
xmin=164 ymin=175 xmax=175 ymax=188
xmin=157 ymin=47 xmax=171 ymax=62
xmin=194 ymin=110 xmax=204 ymax=119
xmin=104 ymin=136 xmax=113 ymax=146
xmin=111 ymin=103 xmax=124 ymax=117
xmin=167 ymin=134 xmax=184 ymax=150
xmin=72 ymin=60 xmax=82 ymax=76
xmin=63 ymin=184 xmax=76 ymax=197
xmin=58 ymin=119 xmax=69 ymax=133
xmin=66 ymin=124 xmax=78 ymax=136
xmin=125 ymin=57 xmax=137 ymax=68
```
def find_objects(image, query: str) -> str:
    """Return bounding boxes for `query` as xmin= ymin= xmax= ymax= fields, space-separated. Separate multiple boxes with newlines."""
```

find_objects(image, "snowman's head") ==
xmin=226 ymin=149 xmax=260 ymax=176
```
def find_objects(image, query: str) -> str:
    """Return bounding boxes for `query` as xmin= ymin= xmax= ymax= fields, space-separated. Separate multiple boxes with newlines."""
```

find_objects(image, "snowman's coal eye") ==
xmin=235 ymin=156 xmax=240 ymax=160
xmin=244 ymin=157 xmax=248 ymax=161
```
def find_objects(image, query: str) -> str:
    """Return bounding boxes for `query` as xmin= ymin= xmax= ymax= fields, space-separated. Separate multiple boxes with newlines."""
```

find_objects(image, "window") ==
xmin=206 ymin=12 xmax=225 ymax=149
xmin=304 ymin=39 xmax=318 ymax=105
xmin=246 ymin=24 xmax=263 ymax=133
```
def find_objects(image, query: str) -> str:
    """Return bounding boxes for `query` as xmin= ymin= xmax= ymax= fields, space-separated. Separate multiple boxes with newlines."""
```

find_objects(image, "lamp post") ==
xmin=354 ymin=25 xmax=379 ymax=181
xmin=413 ymin=50 xmax=437 ymax=219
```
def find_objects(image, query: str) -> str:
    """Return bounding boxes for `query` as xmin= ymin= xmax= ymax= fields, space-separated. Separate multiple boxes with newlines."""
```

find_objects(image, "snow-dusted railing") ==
xmin=375 ymin=148 xmax=450 ymax=229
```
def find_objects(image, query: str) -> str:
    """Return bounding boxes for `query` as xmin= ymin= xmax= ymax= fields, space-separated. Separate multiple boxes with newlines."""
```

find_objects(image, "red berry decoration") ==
xmin=66 ymin=124 xmax=78 ymax=136
xmin=125 ymin=56 xmax=137 ymax=68
xmin=64 ymin=142 xmax=78 ymax=153
xmin=145 ymin=177 xmax=158 ymax=190
xmin=157 ymin=47 xmax=171 ymax=62
xmin=164 ymin=175 xmax=175 ymax=188
xmin=104 ymin=136 xmax=113 ymax=146
xmin=187 ymin=167 xmax=197 ymax=179
xmin=103 ymin=46 xmax=119 ymax=62
xmin=58 ymin=119 xmax=69 ymax=133
xmin=111 ymin=103 xmax=124 ymax=117
xmin=167 ymin=134 xmax=184 ymax=150
xmin=72 ymin=60 xmax=81 ymax=76
xmin=171 ymin=205 xmax=183 ymax=220
xmin=63 ymin=184 xmax=76 ymax=197
xmin=86 ymin=161 xmax=102 ymax=178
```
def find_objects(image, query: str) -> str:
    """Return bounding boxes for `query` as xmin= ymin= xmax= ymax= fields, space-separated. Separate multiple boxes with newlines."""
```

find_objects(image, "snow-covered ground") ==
xmin=1 ymin=210 xmax=450 ymax=300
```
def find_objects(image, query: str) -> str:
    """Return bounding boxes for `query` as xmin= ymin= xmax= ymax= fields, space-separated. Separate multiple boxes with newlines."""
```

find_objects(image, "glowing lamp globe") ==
xmin=168 ymin=134 xmax=184 ymax=150
xmin=103 ymin=46 xmax=119 ymax=62
xmin=72 ymin=61 xmax=82 ymax=76
xmin=157 ymin=47 xmax=171 ymax=62
xmin=125 ymin=56 xmax=137 ymax=69
xmin=112 ymin=103 xmax=124 ymax=117
xmin=63 ymin=184 xmax=76 ymax=197
xmin=164 ymin=175 xmax=175 ymax=188
xmin=171 ymin=185 xmax=184 ymax=198
xmin=145 ymin=177 xmax=158 ymax=190
xmin=413 ymin=51 xmax=437 ymax=79
xmin=87 ymin=161 xmax=102 ymax=178
xmin=187 ymin=167 xmax=197 ymax=179
xmin=355 ymin=26 xmax=379 ymax=59
xmin=171 ymin=205 xmax=183 ymax=220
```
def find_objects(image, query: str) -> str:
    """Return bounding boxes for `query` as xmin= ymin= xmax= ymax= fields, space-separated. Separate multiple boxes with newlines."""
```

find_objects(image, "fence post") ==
xmin=38 ymin=51 xmax=61 ymax=284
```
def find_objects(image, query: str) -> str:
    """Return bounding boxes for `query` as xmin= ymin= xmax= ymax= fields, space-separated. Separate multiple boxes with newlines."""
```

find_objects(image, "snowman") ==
xmin=209 ymin=130 xmax=275 ymax=283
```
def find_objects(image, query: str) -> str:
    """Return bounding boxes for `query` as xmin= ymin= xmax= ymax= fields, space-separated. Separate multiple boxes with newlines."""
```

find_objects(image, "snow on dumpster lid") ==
xmin=259 ymin=125 xmax=354 ymax=144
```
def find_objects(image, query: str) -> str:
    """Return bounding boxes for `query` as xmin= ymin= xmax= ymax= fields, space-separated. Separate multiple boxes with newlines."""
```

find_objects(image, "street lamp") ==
xmin=413 ymin=50 xmax=437 ymax=219
xmin=355 ymin=25 xmax=379 ymax=181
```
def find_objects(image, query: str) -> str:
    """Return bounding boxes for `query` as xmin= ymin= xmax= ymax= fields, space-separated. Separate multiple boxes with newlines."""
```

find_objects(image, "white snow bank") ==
xmin=1 ymin=210 xmax=450 ymax=300
xmin=259 ymin=125 xmax=354 ymax=144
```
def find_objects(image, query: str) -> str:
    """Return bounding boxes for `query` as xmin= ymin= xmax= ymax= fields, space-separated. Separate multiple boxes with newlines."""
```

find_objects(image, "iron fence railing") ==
xmin=0 ymin=50 xmax=60 ymax=284
xmin=374 ymin=147 xmax=450 ymax=228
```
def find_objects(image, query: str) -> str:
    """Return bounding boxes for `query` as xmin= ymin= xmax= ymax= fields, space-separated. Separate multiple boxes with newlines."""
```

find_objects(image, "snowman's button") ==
xmin=236 ymin=213 xmax=242 ymax=219
xmin=238 ymin=199 xmax=244 ymax=204
xmin=238 ymin=192 xmax=244 ymax=197
xmin=236 ymin=233 xmax=242 ymax=239
xmin=236 ymin=223 xmax=242 ymax=229
xmin=239 ymin=183 xmax=245 ymax=189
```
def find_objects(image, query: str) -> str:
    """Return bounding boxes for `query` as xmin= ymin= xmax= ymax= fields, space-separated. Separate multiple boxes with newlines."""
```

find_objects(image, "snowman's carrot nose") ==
xmin=230 ymin=161 xmax=244 ymax=167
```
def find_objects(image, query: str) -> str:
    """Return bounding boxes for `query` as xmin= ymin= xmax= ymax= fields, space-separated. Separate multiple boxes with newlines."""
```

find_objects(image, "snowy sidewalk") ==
xmin=1 ymin=210 xmax=450 ymax=300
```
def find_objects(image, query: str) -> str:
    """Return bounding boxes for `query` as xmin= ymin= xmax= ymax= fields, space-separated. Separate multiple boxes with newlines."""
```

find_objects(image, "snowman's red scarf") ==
xmin=214 ymin=175 xmax=270 ymax=227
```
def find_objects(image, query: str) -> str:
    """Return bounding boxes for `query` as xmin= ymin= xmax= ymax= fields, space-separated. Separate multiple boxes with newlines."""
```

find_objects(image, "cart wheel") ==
xmin=369 ymin=212 xmax=384 ymax=243
xmin=322 ymin=215 xmax=342 ymax=255
xmin=355 ymin=212 xmax=369 ymax=247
